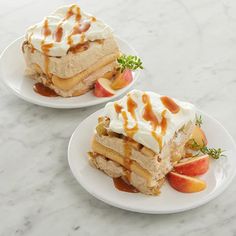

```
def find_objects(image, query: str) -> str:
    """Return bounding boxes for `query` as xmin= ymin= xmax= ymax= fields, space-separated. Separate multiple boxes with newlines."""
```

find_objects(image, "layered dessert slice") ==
xmin=22 ymin=4 xmax=120 ymax=97
xmin=88 ymin=90 xmax=196 ymax=195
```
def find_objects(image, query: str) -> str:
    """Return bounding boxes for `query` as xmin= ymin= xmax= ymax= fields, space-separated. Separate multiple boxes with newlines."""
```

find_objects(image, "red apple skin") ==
xmin=94 ymin=79 xmax=114 ymax=97
xmin=167 ymin=172 xmax=206 ymax=193
xmin=111 ymin=69 xmax=133 ymax=90
xmin=174 ymin=155 xmax=209 ymax=176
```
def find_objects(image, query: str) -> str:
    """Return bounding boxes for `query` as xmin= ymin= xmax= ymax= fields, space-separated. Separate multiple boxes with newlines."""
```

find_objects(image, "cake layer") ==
xmin=91 ymin=138 xmax=156 ymax=187
xmin=95 ymin=116 xmax=194 ymax=180
xmin=89 ymin=153 xmax=165 ymax=195
xmin=23 ymin=36 xmax=120 ymax=78
xmin=31 ymin=61 xmax=117 ymax=97
xmin=51 ymin=53 xmax=118 ymax=90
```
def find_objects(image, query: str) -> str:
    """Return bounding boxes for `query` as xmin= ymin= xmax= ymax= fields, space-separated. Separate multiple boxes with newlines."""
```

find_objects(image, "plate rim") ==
xmin=67 ymin=107 xmax=236 ymax=214
xmin=0 ymin=35 xmax=140 ymax=109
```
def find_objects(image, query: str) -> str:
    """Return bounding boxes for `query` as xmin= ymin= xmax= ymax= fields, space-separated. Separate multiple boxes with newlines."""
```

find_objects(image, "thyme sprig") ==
xmin=189 ymin=139 xmax=225 ymax=159
xmin=117 ymin=55 xmax=144 ymax=72
xmin=195 ymin=115 xmax=203 ymax=127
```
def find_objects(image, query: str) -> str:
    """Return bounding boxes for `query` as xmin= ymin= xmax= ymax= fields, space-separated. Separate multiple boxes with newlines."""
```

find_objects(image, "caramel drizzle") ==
xmin=160 ymin=96 xmax=180 ymax=114
xmin=54 ymin=24 xmax=63 ymax=42
xmin=114 ymin=96 xmax=138 ymax=170
xmin=114 ymin=103 xmax=123 ymax=113
xmin=65 ymin=4 xmax=81 ymax=21
xmin=65 ymin=5 xmax=91 ymax=46
xmin=67 ymin=21 xmax=90 ymax=46
xmin=53 ymin=5 xmax=80 ymax=43
xmin=121 ymin=95 xmax=139 ymax=139
xmin=42 ymin=19 xmax=51 ymax=37
xmin=142 ymin=93 xmax=167 ymax=149
xmin=41 ymin=19 xmax=53 ymax=75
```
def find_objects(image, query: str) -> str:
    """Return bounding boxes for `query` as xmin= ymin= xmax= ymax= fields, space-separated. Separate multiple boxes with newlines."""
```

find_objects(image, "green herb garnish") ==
xmin=195 ymin=115 xmax=203 ymax=127
xmin=117 ymin=55 xmax=144 ymax=72
xmin=189 ymin=139 xmax=225 ymax=159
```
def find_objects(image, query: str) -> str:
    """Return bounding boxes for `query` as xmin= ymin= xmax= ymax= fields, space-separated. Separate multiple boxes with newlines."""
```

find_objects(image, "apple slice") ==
xmin=111 ymin=69 xmax=133 ymax=90
xmin=186 ymin=126 xmax=208 ymax=149
xmin=192 ymin=126 xmax=208 ymax=147
xmin=174 ymin=155 xmax=209 ymax=176
xmin=94 ymin=78 xmax=115 ymax=97
xmin=167 ymin=172 xmax=206 ymax=193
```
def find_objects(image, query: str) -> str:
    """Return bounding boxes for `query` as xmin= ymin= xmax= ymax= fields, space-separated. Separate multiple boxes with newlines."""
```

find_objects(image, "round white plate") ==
xmin=0 ymin=36 xmax=140 ymax=108
xmin=68 ymin=108 xmax=236 ymax=214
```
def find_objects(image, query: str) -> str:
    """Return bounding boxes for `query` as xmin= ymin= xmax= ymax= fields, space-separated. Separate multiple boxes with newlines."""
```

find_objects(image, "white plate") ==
xmin=0 ymin=36 xmax=139 ymax=108
xmin=68 ymin=108 xmax=236 ymax=214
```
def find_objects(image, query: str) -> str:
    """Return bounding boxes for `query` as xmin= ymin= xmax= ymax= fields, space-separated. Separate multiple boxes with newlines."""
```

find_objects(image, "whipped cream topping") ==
xmin=105 ymin=90 xmax=196 ymax=153
xmin=25 ymin=4 xmax=113 ymax=56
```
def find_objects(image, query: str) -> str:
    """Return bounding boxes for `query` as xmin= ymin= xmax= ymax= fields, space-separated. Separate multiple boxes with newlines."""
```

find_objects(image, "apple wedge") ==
xmin=111 ymin=69 xmax=133 ymax=90
xmin=174 ymin=155 xmax=209 ymax=176
xmin=192 ymin=126 xmax=208 ymax=147
xmin=186 ymin=126 xmax=208 ymax=149
xmin=94 ymin=78 xmax=116 ymax=97
xmin=167 ymin=172 xmax=206 ymax=193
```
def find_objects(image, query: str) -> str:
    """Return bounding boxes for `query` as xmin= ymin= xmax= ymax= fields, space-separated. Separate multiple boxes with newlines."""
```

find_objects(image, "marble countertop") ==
xmin=1 ymin=0 xmax=236 ymax=235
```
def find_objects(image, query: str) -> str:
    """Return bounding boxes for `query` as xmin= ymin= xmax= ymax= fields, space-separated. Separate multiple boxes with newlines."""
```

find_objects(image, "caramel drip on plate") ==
xmin=160 ymin=96 xmax=180 ymax=114
xmin=113 ymin=177 xmax=139 ymax=193
xmin=142 ymin=93 xmax=165 ymax=149
xmin=33 ymin=83 xmax=58 ymax=97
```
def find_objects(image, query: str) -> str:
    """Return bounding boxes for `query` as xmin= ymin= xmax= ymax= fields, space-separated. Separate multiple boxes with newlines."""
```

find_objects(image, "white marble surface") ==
xmin=1 ymin=0 xmax=236 ymax=235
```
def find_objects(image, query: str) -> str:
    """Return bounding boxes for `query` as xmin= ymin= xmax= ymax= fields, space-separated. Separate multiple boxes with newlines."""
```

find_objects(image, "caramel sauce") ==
xmin=123 ymin=139 xmax=132 ymax=169
xmin=95 ymin=39 xmax=104 ymax=45
xmin=41 ymin=42 xmax=53 ymax=75
xmin=121 ymin=111 xmax=138 ymax=139
xmin=90 ymin=16 xmax=96 ymax=22
xmin=185 ymin=152 xmax=193 ymax=158
xmin=127 ymin=95 xmax=137 ymax=120
xmin=67 ymin=22 xmax=90 ymax=46
xmin=160 ymin=110 xmax=167 ymax=135
xmin=160 ymin=96 xmax=180 ymax=114
xmin=65 ymin=4 xmax=81 ymax=21
xmin=80 ymin=32 xmax=86 ymax=44
xmin=114 ymin=103 xmax=123 ymax=113
xmin=121 ymin=95 xmax=139 ymax=138
xmin=54 ymin=25 xmax=63 ymax=42
xmin=113 ymin=177 xmax=139 ymax=193
xmin=142 ymin=93 xmax=166 ymax=149
xmin=33 ymin=83 xmax=58 ymax=97
xmin=142 ymin=93 xmax=159 ymax=130
xmin=68 ymin=41 xmax=89 ymax=54
xmin=40 ymin=19 xmax=53 ymax=76
xmin=42 ymin=19 xmax=51 ymax=37
xmin=41 ymin=42 xmax=53 ymax=55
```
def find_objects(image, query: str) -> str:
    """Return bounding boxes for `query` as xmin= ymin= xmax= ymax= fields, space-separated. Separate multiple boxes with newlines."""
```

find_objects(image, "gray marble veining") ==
xmin=0 ymin=0 xmax=236 ymax=235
